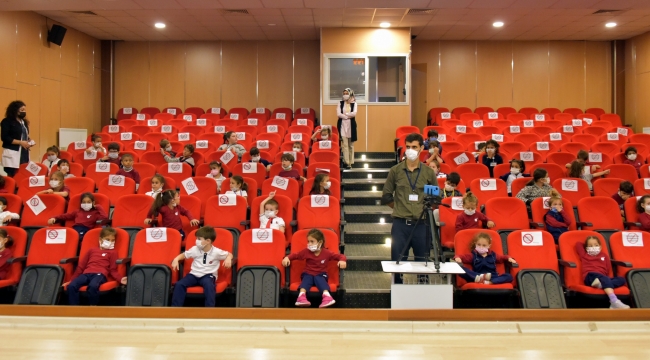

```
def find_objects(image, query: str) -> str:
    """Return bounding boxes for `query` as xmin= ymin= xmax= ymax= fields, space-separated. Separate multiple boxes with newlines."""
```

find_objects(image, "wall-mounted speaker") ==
xmin=47 ymin=25 xmax=67 ymax=46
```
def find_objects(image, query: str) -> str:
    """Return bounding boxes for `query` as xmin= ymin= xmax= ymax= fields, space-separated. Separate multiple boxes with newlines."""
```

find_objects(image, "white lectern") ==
xmin=381 ymin=261 xmax=465 ymax=309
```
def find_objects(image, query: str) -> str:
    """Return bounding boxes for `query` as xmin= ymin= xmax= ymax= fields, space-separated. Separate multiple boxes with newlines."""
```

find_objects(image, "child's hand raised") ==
xmin=508 ymin=258 xmax=517 ymax=264
xmin=160 ymin=148 xmax=165 ymax=156
xmin=121 ymin=277 xmax=127 ymax=285
xmin=338 ymin=261 xmax=347 ymax=269
xmin=269 ymin=191 xmax=276 ymax=198
xmin=454 ymin=257 xmax=462 ymax=264
xmin=281 ymin=257 xmax=290 ymax=267
xmin=487 ymin=221 xmax=495 ymax=228
xmin=190 ymin=219 xmax=200 ymax=227
xmin=47 ymin=218 xmax=56 ymax=225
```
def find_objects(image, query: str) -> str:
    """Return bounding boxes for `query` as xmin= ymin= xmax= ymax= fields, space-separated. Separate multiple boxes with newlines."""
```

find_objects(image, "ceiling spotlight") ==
xmin=154 ymin=22 xmax=166 ymax=29
xmin=605 ymin=22 xmax=617 ymax=28
xmin=380 ymin=22 xmax=391 ymax=28
xmin=493 ymin=21 xmax=504 ymax=28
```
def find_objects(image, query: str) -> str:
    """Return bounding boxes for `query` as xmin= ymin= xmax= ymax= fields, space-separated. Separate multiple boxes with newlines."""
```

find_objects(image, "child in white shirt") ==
xmin=85 ymin=134 xmax=107 ymax=155
xmin=258 ymin=191 xmax=286 ymax=232
xmin=205 ymin=161 xmax=226 ymax=192
xmin=225 ymin=175 xmax=248 ymax=202
xmin=145 ymin=174 xmax=165 ymax=198
xmin=42 ymin=145 xmax=60 ymax=175
xmin=0 ymin=196 xmax=20 ymax=225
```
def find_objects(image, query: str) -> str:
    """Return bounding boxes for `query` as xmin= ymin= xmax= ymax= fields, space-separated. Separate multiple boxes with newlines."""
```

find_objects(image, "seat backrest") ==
xmin=261 ymin=177 xmax=300 ymax=209
xmin=577 ymin=196 xmax=624 ymax=231
xmin=140 ymin=107 xmax=161 ymax=117
xmin=634 ymin=179 xmax=650 ymax=196
xmin=455 ymin=163 xmax=490 ymax=186
xmin=558 ymin=231 xmax=612 ymax=288
xmin=26 ymin=227 xmax=79 ymax=281
xmin=609 ymin=231 xmax=650 ymax=277
xmin=306 ymin=162 xmax=341 ymax=182
xmin=309 ymin=151 xmax=339 ymax=165
xmin=112 ymin=195 xmax=153 ymax=227
xmin=296 ymin=195 xmax=340 ymax=238
xmin=237 ymin=229 xmax=286 ymax=284
xmin=603 ymin=164 xmax=638 ymax=183
xmin=546 ymin=152 xmax=577 ymax=167
xmin=233 ymin=162 xmax=268 ymax=189
xmin=469 ymin=178 xmax=508 ymax=204
xmin=593 ymin=177 xmax=625 ymax=197
xmin=63 ymin=176 xmax=96 ymax=196
xmin=131 ymin=228 xmax=182 ymax=283
xmin=21 ymin=194 xmax=66 ymax=227
xmin=600 ymin=113 xmax=623 ymax=127
xmin=442 ymin=151 xmax=476 ymax=171
xmin=97 ymin=176 xmax=137 ymax=206
xmin=131 ymin=163 xmax=155 ymax=180
xmin=453 ymin=229 xmax=505 ymax=287
xmin=560 ymin=142 xmax=589 ymax=154
xmin=592 ymin=142 xmax=622 ymax=159
xmin=84 ymin=162 xmax=119 ymax=185
xmin=553 ymin=178 xmax=591 ymax=206
xmin=512 ymin=150 xmax=544 ymax=166
xmin=513 ymin=133 xmax=541 ymax=145
xmin=439 ymin=197 xmax=474 ymax=248
xmin=203 ymin=194 xmax=248 ymax=233
xmin=0 ymin=227 xmax=27 ymax=285
xmin=530 ymin=197 xmax=576 ymax=232
xmin=507 ymin=230 xmax=559 ymax=278
xmin=157 ymin=163 xmax=193 ymax=187
xmin=179 ymin=177 xmax=218 ymax=216
xmin=485 ymin=197 xmax=530 ymax=231
xmin=13 ymin=162 xmax=48 ymax=185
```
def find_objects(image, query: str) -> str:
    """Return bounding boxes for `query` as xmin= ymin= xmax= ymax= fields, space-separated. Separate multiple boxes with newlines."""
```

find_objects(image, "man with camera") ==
xmin=382 ymin=133 xmax=437 ymax=283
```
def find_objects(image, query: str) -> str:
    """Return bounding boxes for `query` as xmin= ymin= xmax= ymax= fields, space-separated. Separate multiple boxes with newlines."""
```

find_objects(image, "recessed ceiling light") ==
xmin=493 ymin=21 xmax=504 ymax=28
xmin=380 ymin=22 xmax=390 ymax=28
xmin=605 ymin=22 xmax=617 ymax=28
xmin=154 ymin=22 xmax=165 ymax=29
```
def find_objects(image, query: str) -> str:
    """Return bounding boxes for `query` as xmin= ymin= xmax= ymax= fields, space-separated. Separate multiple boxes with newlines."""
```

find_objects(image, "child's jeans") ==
xmin=68 ymin=273 xmax=106 ymax=305
xmin=73 ymin=225 xmax=91 ymax=242
xmin=299 ymin=272 xmax=330 ymax=293
xmin=172 ymin=273 xmax=216 ymax=307
xmin=459 ymin=266 xmax=513 ymax=284
xmin=584 ymin=272 xmax=626 ymax=289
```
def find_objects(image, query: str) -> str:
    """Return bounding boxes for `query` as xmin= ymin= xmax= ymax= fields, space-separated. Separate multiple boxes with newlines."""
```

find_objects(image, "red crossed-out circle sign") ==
xmin=551 ymin=134 xmax=560 ymax=140
xmin=564 ymin=180 xmax=575 ymax=189
xmin=494 ymin=135 xmax=502 ymax=141
xmin=47 ymin=229 xmax=58 ymax=239
xmin=112 ymin=176 xmax=123 ymax=184
xmin=30 ymin=177 xmax=38 ymax=185
xmin=198 ymin=141 xmax=207 ymax=147
xmin=276 ymin=178 xmax=286 ymax=186
xmin=76 ymin=141 xmax=86 ymax=147
xmin=186 ymin=181 xmax=195 ymax=190
xmin=544 ymin=198 xmax=551 ymax=208
xmin=30 ymin=198 xmax=40 ymax=206
xmin=538 ymin=143 xmax=548 ymax=150
xmin=236 ymin=133 xmax=244 ymax=139
xmin=315 ymin=195 xmax=326 ymax=205
xmin=29 ymin=164 xmax=39 ymax=172
xmin=151 ymin=229 xmax=163 ymax=239
xmin=98 ymin=163 xmax=108 ymax=170
xmin=455 ymin=198 xmax=463 ymax=208
xmin=269 ymin=126 xmax=277 ymax=131
xmin=608 ymin=134 xmax=617 ymax=139
xmin=591 ymin=154 xmax=601 ymax=161
xmin=523 ymin=233 xmax=534 ymax=244
xmin=136 ymin=142 xmax=145 ymax=148
xmin=292 ymin=134 xmax=300 ymax=140
xmin=256 ymin=230 xmax=269 ymax=241
xmin=243 ymin=163 xmax=252 ymax=171
xmin=258 ymin=141 xmax=267 ymax=147
xmin=171 ymin=164 xmax=181 ymax=171
xmin=626 ymin=232 xmax=639 ymax=244
xmin=480 ymin=180 xmax=490 ymax=187
xmin=179 ymin=134 xmax=188 ymax=140
xmin=522 ymin=153 xmax=532 ymax=160
xmin=223 ymin=152 xmax=232 ymax=160
xmin=646 ymin=179 xmax=650 ymax=188
xmin=162 ymin=126 xmax=170 ymax=131
xmin=216 ymin=126 xmax=225 ymax=132
xmin=219 ymin=195 xmax=229 ymax=204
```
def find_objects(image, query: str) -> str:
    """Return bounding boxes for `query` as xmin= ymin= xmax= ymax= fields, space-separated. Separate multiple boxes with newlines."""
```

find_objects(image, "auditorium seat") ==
xmin=182 ymin=228 xmax=235 ymax=299
xmin=577 ymin=197 xmax=624 ymax=243
xmin=485 ymin=197 xmax=536 ymax=252
xmin=287 ymin=229 xmax=341 ymax=295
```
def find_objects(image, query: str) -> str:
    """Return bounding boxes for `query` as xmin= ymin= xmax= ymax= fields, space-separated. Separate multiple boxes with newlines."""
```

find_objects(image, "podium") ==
xmin=381 ymin=261 xmax=465 ymax=309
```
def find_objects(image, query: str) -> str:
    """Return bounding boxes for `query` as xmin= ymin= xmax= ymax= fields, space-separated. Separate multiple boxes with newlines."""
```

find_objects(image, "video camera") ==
xmin=423 ymin=184 xmax=443 ymax=207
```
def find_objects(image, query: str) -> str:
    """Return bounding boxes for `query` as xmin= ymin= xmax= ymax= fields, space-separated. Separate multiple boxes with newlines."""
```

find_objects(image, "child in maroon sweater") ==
xmin=455 ymin=191 xmax=495 ymax=232
xmin=575 ymin=236 xmax=629 ymax=309
xmin=63 ymin=227 xmax=127 ymax=305
xmin=145 ymin=190 xmax=199 ymax=240
xmin=115 ymin=154 xmax=141 ymax=191
xmin=0 ymin=229 xmax=14 ymax=280
xmin=48 ymin=192 xmax=108 ymax=242
xmin=623 ymin=146 xmax=643 ymax=176
xmin=637 ymin=195 xmax=650 ymax=232
xmin=611 ymin=181 xmax=633 ymax=217
xmin=99 ymin=142 xmax=121 ymax=166
xmin=282 ymin=229 xmax=346 ymax=308
xmin=278 ymin=153 xmax=306 ymax=182
xmin=454 ymin=232 xmax=516 ymax=284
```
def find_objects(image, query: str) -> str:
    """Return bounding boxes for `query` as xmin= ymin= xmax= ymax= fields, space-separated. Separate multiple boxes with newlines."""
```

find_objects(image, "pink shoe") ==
xmin=319 ymin=294 xmax=336 ymax=308
xmin=295 ymin=293 xmax=311 ymax=307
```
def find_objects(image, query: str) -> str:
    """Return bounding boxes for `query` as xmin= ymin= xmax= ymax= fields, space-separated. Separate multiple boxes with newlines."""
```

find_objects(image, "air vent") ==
xmin=593 ymin=9 xmax=624 ymax=15
xmin=223 ymin=9 xmax=250 ymax=15
xmin=68 ymin=11 xmax=98 ymax=16
xmin=407 ymin=9 xmax=436 ymax=15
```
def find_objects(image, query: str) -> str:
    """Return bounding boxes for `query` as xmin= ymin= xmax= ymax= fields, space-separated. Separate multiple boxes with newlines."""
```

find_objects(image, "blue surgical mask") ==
xmin=430 ymin=137 xmax=437 ymax=142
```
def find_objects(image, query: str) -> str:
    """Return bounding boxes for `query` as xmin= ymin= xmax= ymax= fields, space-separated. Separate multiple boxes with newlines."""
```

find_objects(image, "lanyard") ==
xmin=404 ymin=164 xmax=421 ymax=193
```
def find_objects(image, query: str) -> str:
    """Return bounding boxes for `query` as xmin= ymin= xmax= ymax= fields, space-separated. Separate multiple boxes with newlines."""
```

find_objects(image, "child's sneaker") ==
xmin=319 ymin=294 xmax=336 ymax=308
xmin=591 ymin=278 xmax=602 ymax=289
xmin=474 ymin=274 xmax=485 ymax=283
xmin=610 ymin=300 xmax=630 ymax=309
xmin=295 ymin=293 xmax=311 ymax=307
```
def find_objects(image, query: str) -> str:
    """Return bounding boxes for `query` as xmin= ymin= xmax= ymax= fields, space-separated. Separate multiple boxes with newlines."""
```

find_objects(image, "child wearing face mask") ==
xmin=292 ymin=142 xmax=304 ymax=153
xmin=568 ymin=160 xmax=609 ymax=191
xmin=57 ymin=159 xmax=75 ymax=179
xmin=544 ymin=195 xmax=571 ymax=243
xmin=160 ymin=139 xmax=177 ymax=158
xmin=455 ymin=191 xmax=495 ymax=232
xmin=217 ymin=131 xmax=246 ymax=158
xmin=170 ymin=226 xmax=233 ymax=307
xmin=427 ymin=159 xmax=447 ymax=179
xmin=225 ymin=175 xmax=248 ymax=202
xmin=310 ymin=173 xmax=331 ymax=195
xmin=423 ymin=129 xmax=443 ymax=153
xmin=38 ymin=171 xmax=70 ymax=201
xmin=480 ymin=139 xmax=503 ymax=177
xmin=612 ymin=181 xmax=634 ymax=217
xmin=42 ymin=145 xmax=60 ymax=175
xmin=162 ymin=144 xmax=195 ymax=168
xmin=637 ymin=195 xmax=650 ymax=232
xmin=311 ymin=127 xmax=332 ymax=142
xmin=62 ymin=227 xmax=127 ymax=305
xmin=99 ymin=142 xmax=121 ymax=165
xmin=623 ymin=146 xmax=643 ymax=176
xmin=48 ymin=192 xmax=107 ymax=241
xmin=454 ymin=232 xmax=516 ymax=285
xmin=145 ymin=174 xmax=165 ymax=198
xmin=116 ymin=154 xmax=140 ymax=191
xmin=575 ymin=235 xmax=629 ymax=309
xmin=145 ymin=190 xmax=199 ymax=240
xmin=0 ymin=229 xmax=14 ymax=280
xmin=499 ymin=159 xmax=529 ymax=195
xmin=425 ymin=140 xmax=444 ymax=164
xmin=249 ymin=147 xmax=271 ymax=167
xmin=85 ymin=134 xmax=106 ymax=155
xmin=282 ymin=228 xmax=347 ymax=308
xmin=205 ymin=161 xmax=226 ymax=192
xmin=442 ymin=172 xmax=462 ymax=198
xmin=279 ymin=153 xmax=306 ymax=182
xmin=0 ymin=196 xmax=20 ymax=225
xmin=258 ymin=191 xmax=286 ymax=232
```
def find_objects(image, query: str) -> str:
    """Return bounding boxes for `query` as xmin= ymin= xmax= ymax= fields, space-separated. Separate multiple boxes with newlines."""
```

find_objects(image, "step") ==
xmin=351 ymin=158 xmax=395 ymax=169
xmin=343 ymin=190 xmax=382 ymax=205
xmin=344 ymin=205 xmax=393 ymax=223
xmin=345 ymin=243 xmax=391 ymax=271
xmin=354 ymin=152 xmax=395 ymax=160
xmin=343 ymin=271 xmax=432 ymax=294
xmin=342 ymin=168 xmax=390 ymax=179
xmin=344 ymin=222 xmax=392 ymax=243
xmin=341 ymin=178 xmax=385 ymax=191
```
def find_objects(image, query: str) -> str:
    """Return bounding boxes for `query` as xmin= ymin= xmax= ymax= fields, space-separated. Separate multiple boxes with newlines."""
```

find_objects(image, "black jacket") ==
xmin=1 ymin=117 xmax=28 ymax=152
xmin=336 ymin=101 xmax=357 ymax=143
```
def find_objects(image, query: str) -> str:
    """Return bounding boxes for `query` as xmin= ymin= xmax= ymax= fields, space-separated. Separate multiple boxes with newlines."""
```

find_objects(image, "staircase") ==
xmin=341 ymin=152 xmax=395 ymax=308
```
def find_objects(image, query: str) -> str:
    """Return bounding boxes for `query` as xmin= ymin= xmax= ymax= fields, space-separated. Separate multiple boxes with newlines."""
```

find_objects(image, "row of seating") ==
xmin=427 ymin=106 xmax=615 ymax=124
xmin=116 ymin=107 xmax=317 ymax=122
xmin=113 ymin=118 xmax=325 ymax=134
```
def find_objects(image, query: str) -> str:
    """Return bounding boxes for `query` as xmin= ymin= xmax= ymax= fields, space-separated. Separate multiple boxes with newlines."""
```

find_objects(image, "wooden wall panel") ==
xmin=585 ymin=41 xmax=611 ymax=112
xmin=476 ymin=41 xmax=512 ymax=109
xmin=367 ymin=106 xmax=409 ymax=152
xmin=0 ymin=89 xmax=17 ymax=112
xmin=221 ymin=42 xmax=257 ymax=111
xmin=294 ymin=41 xmax=320 ymax=118
xmin=634 ymin=32 xmax=650 ymax=75
xmin=625 ymin=39 xmax=637 ymax=129
xmin=60 ymin=28 xmax=79 ymax=78
xmin=114 ymin=42 xmax=150 ymax=112
xmin=185 ymin=41 xmax=221 ymax=109
xmin=41 ymin=40 xmax=62 ymax=81
xmin=16 ymin=82 xmax=40 ymax=153
xmin=636 ymin=72 xmax=650 ymax=130
xmin=149 ymin=42 xmax=185 ymax=110
xmin=60 ymin=75 xmax=79 ymax=128
xmin=411 ymin=40 xmax=440 ymax=117
xmin=439 ymin=41 xmax=476 ymax=110
xmin=258 ymin=41 xmax=294 ymax=111
xmin=78 ymin=72 xmax=94 ymax=129
xmin=513 ymin=41 xmax=549 ymax=110
xmin=322 ymin=28 xmax=410 ymax=54
xmin=78 ymin=32 xmax=95 ymax=75
xmin=40 ymin=78 xmax=61 ymax=150
xmin=15 ymin=12 xmax=42 ymax=86
xmin=549 ymin=41 xmax=585 ymax=110
xmin=0 ymin=12 xmax=16 ymax=90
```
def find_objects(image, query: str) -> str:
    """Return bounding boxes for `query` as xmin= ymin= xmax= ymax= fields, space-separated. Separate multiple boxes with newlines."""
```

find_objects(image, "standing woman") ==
xmin=1 ymin=101 xmax=32 ymax=177
xmin=337 ymin=88 xmax=357 ymax=169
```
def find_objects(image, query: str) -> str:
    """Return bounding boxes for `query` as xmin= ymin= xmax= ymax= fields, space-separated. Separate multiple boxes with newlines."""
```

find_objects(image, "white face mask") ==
xmin=165 ymin=146 xmax=172 ymax=152
xmin=100 ymin=239 xmax=114 ymax=250
xmin=324 ymin=181 xmax=331 ymax=189
xmin=195 ymin=240 xmax=204 ymax=250
xmin=108 ymin=152 xmax=119 ymax=159
xmin=429 ymin=148 xmax=434 ymax=154
xmin=60 ymin=165 xmax=69 ymax=172
xmin=211 ymin=169 xmax=220 ymax=176
xmin=464 ymin=209 xmax=475 ymax=216
xmin=321 ymin=135 xmax=328 ymax=140
xmin=282 ymin=165 xmax=292 ymax=171
xmin=645 ymin=205 xmax=650 ymax=213
xmin=510 ymin=168 xmax=520 ymax=175
xmin=486 ymin=148 xmax=495 ymax=154
xmin=123 ymin=166 xmax=132 ymax=171
xmin=80 ymin=203 xmax=93 ymax=211
xmin=586 ymin=246 xmax=601 ymax=256
xmin=544 ymin=177 xmax=550 ymax=184
xmin=404 ymin=148 xmax=419 ymax=161
xmin=628 ymin=154 xmax=637 ymax=161
xmin=342 ymin=94 xmax=350 ymax=101
xmin=230 ymin=186 xmax=239 ymax=192
xmin=293 ymin=147 xmax=301 ymax=152
xmin=252 ymin=156 xmax=260 ymax=162
xmin=94 ymin=142 xmax=102 ymax=148
xmin=49 ymin=180 xmax=60 ymax=188
xmin=264 ymin=210 xmax=276 ymax=218
xmin=47 ymin=155 xmax=57 ymax=162
xmin=308 ymin=244 xmax=319 ymax=252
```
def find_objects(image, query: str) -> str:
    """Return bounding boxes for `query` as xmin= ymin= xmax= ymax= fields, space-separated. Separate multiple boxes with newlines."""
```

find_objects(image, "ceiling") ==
xmin=1 ymin=0 xmax=650 ymax=41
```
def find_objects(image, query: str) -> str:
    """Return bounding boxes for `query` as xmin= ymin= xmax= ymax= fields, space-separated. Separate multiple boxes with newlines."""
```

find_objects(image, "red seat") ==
xmin=203 ymin=194 xmax=248 ymax=233
xmin=609 ymin=231 xmax=650 ymax=278
xmin=624 ymin=197 xmax=643 ymax=230
xmin=309 ymin=152 xmax=339 ymax=165
xmin=232 ymin=162 xmax=268 ymax=189
xmin=513 ymin=133 xmax=541 ymax=145
xmin=469 ymin=178 xmax=508 ymax=204
xmin=529 ymin=163 xmax=566 ymax=183
xmin=593 ymin=178 xmax=625 ymax=197
xmin=218 ymin=176 xmax=259 ymax=205
xmin=542 ymin=132 xmax=570 ymax=147
xmin=296 ymin=195 xmax=341 ymax=240
xmin=21 ymin=194 xmax=66 ymax=228
xmin=132 ymin=163 xmax=156 ymax=181
xmin=455 ymin=163 xmax=490 ymax=185
xmin=157 ymin=163 xmax=193 ymax=188
xmin=16 ymin=176 xmax=47 ymax=201
xmin=272 ymin=108 xmax=293 ymax=121
xmin=561 ymin=142 xmax=589 ymax=154
xmin=553 ymin=113 xmax=573 ymax=122
xmin=454 ymin=229 xmax=514 ymax=291
xmin=600 ymin=113 xmax=623 ymax=127
xmin=97 ymin=176 xmax=137 ymax=206
xmin=485 ymin=197 xmax=534 ymax=244
xmin=26 ymin=228 xmax=79 ymax=282
xmin=599 ymin=132 xmax=628 ymax=149
xmin=439 ymin=196 xmax=475 ymax=249
xmin=506 ymin=230 xmax=560 ymax=287
xmin=553 ymin=178 xmax=591 ymax=206
xmin=455 ymin=133 xmax=483 ymax=148
xmin=65 ymin=177 xmax=96 ymax=196
xmin=577 ymin=197 xmax=624 ymax=235
xmin=111 ymin=195 xmax=153 ymax=229
xmin=117 ymin=107 xmax=138 ymax=121
xmin=442 ymin=151 xmax=476 ymax=171
xmin=13 ymin=162 xmax=48 ymax=185
xmin=530 ymin=197 xmax=577 ymax=235
xmin=306 ymin=162 xmax=340 ymax=182
xmin=85 ymin=163 xmax=119 ymax=185
xmin=206 ymin=107 xmax=226 ymax=118
xmin=262 ymin=177 xmax=300 ymax=210
xmin=131 ymin=228 xmax=182 ymax=284
xmin=546 ymin=152 xmax=577 ymax=168
xmin=72 ymin=152 xmax=105 ymax=171
xmin=237 ymin=229 xmax=286 ymax=288
xmin=140 ymin=107 xmax=160 ymax=118
xmin=51 ymin=163 xmax=83 ymax=178
xmin=511 ymin=150 xmax=543 ymax=166
xmin=182 ymin=228 xmax=234 ymax=296
xmin=592 ymin=142 xmax=622 ymax=159
xmin=530 ymin=141 xmax=558 ymax=159
xmin=603 ymin=164 xmax=638 ymax=183
xmin=137 ymin=176 xmax=176 ymax=195
xmin=507 ymin=113 xmax=527 ymax=122
xmin=497 ymin=107 xmax=517 ymax=117
xmin=452 ymin=107 xmax=472 ymax=117
xmin=174 ymin=195 xmax=202 ymax=240
xmin=0 ymin=227 xmax=26 ymax=290
xmin=287 ymin=229 xmax=341 ymax=292
xmin=72 ymin=228 xmax=129 ymax=294
xmin=519 ymin=107 xmax=539 ymax=119
xmin=634 ymin=179 xmax=650 ymax=196
xmin=474 ymin=107 xmax=494 ymax=118
xmin=562 ymin=108 xmax=583 ymax=118
xmin=67 ymin=193 xmax=109 ymax=221
xmin=179 ymin=177 xmax=218 ymax=217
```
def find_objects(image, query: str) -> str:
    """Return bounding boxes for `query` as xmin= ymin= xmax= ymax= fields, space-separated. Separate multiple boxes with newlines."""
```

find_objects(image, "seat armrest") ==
xmin=439 ymin=221 xmax=446 ymax=227
xmin=239 ymin=220 xmax=250 ymax=226
xmin=340 ymin=198 xmax=345 ymax=204
xmin=7 ymin=256 xmax=27 ymax=264
xmin=510 ymin=263 xmax=519 ymax=268
xmin=611 ymin=259 xmax=633 ymax=268
xmin=529 ymin=222 xmax=545 ymax=229
xmin=625 ymin=222 xmax=642 ymax=228
xmin=59 ymin=256 xmax=79 ymax=264
xmin=289 ymin=220 xmax=298 ymax=227
xmin=577 ymin=221 xmax=593 ymax=228
xmin=558 ymin=259 xmax=577 ymax=268
xmin=116 ymin=257 xmax=131 ymax=265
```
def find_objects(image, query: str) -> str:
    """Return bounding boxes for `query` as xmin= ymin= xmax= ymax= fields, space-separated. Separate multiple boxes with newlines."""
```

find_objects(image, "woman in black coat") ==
xmin=1 ymin=100 xmax=33 ymax=177
xmin=336 ymin=88 xmax=357 ymax=169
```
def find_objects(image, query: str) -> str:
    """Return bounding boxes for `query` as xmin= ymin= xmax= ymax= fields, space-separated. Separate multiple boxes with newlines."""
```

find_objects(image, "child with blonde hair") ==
xmin=544 ymin=192 xmax=571 ymax=243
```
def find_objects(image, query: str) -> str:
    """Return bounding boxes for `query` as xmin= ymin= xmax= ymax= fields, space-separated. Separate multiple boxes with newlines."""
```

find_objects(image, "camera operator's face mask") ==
xmin=404 ymin=148 xmax=420 ymax=161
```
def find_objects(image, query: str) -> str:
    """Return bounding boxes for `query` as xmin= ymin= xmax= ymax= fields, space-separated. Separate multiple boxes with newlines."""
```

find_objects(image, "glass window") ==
xmin=367 ymin=56 xmax=406 ymax=103
xmin=328 ymin=58 xmax=366 ymax=102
